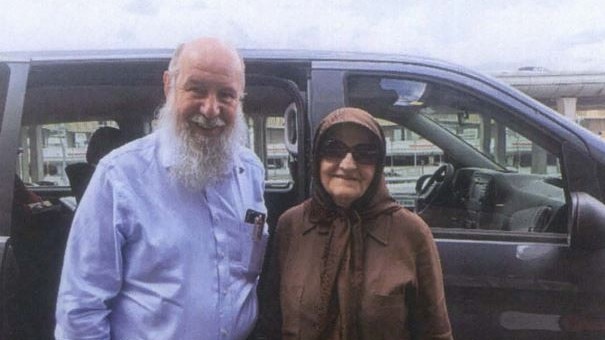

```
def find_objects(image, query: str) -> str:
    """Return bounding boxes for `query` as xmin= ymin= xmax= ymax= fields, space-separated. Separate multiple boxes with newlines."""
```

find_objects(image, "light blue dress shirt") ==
xmin=55 ymin=129 xmax=269 ymax=340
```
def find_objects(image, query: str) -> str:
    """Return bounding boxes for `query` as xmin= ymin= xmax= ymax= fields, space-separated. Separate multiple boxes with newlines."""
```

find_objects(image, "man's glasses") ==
xmin=319 ymin=139 xmax=379 ymax=165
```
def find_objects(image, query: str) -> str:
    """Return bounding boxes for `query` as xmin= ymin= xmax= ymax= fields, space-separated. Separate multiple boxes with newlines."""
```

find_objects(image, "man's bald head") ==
xmin=165 ymin=37 xmax=245 ymax=93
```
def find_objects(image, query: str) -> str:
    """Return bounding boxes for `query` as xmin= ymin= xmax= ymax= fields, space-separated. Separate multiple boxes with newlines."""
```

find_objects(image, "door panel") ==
xmin=439 ymin=241 xmax=578 ymax=339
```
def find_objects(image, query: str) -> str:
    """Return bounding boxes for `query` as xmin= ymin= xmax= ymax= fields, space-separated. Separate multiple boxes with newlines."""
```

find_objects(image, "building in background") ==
xmin=495 ymin=68 xmax=605 ymax=137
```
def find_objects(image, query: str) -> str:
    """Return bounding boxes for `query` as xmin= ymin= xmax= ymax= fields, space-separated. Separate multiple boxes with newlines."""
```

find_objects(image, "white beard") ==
xmin=156 ymin=101 xmax=247 ymax=191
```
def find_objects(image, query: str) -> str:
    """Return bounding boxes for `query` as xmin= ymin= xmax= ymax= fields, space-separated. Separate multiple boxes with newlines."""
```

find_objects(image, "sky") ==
xmin=1 ymin=0 xmax=604 ymax=72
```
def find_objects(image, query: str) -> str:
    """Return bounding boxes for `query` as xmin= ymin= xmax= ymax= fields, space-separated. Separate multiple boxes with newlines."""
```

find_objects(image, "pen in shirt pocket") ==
xmin=245 ymin=209 xmax=265 ymax=241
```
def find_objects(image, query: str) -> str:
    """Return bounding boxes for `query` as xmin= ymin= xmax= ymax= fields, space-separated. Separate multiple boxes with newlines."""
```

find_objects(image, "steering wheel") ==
xmin=415 ymin=163 xmax=455 ymax=213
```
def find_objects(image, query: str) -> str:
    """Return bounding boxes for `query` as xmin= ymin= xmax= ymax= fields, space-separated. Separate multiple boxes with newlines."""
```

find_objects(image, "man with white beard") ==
xmin=55 ymin=38 xmax=269 ymax=340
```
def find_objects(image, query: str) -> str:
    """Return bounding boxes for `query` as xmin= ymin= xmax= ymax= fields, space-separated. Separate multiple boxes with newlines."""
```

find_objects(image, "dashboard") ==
xmin=450 ymin=168 xmax=567 ymax=233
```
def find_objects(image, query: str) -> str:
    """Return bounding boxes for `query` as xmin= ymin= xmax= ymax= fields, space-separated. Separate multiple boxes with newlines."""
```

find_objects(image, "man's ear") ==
xmin=163 ymin=71 xmax=172 ymax=98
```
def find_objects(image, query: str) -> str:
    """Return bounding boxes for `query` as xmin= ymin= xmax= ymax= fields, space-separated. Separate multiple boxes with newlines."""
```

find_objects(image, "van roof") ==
xmin=0 ymin=48 xmax=458 ymax=69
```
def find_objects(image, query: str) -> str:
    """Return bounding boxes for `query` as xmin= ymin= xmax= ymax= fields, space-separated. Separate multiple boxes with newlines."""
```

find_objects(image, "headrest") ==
xmin=86 ymin=126 xmax=124 ymax=165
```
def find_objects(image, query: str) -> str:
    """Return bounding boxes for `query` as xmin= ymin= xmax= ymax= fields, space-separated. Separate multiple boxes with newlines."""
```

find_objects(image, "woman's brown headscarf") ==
xmin=307 ymin=107 xmax=401 ymax=339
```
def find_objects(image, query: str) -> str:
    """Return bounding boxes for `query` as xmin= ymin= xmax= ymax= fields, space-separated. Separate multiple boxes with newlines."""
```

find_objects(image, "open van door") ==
xmin=0 ymin=61 xmax=30 ymax=339
xmin=0 ymin=62 xmax=28 ymax=237
xmin=243 ymin=74 xmax=308 ymax=229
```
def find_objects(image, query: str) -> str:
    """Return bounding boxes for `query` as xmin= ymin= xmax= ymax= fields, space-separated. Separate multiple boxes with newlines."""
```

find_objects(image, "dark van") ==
xmin=1 ymin=49 xmax=605 ymax=339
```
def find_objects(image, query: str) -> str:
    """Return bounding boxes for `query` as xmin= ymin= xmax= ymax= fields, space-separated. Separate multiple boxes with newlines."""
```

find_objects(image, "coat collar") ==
xmin=365 ymin=222 xmax=389 ymax=246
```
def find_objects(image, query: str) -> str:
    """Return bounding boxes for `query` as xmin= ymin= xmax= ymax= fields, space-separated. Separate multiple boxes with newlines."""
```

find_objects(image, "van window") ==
xmin=264 ymin=116 xmax=292 ymax=185
xmin=378 ymin=117 xmax=445 ymax=207
xmin=17 ymin=121 xmax=118 ymax=187
xmin=245 ymin=115 xmax=293 ymax=188
xmin=347 ymin=74 xmax=567 ymax=235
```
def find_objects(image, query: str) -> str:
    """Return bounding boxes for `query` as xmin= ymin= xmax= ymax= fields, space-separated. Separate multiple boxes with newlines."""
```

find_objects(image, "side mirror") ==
xmin=570 ymin=192 xmax=605 ymax=250
xmin=284 ymin=102 xmax=298 ymax=155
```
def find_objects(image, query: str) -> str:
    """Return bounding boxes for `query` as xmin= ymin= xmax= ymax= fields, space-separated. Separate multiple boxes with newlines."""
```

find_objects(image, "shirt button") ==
xmin=221 ymin=329 xmax=228 ymax=335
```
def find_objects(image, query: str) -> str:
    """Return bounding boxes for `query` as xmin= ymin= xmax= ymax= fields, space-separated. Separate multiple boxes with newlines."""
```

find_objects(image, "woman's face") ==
xmin=319 ymin=124 xmax=378 ymax=208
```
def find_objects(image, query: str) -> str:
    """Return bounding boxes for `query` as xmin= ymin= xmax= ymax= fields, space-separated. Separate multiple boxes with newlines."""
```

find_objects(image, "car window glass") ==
xmin=16 ymin=121 xmax=118 ymax=187
xmin=241 ymin=115 xmax=293 ymax=189
xmin=379 ymin=118 xmax=445 ymax=207
xmin=264 ymin=116 xmax=293 ymax=186
xmin=435 ymin=111 xmax=561 ymax=176
xmin=347 ymin=75 xmax=567 ymax=235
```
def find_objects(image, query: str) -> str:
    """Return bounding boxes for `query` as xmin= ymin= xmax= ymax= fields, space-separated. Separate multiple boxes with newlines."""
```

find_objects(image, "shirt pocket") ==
xmin=236 ymin=221 xmax=269 ymax=277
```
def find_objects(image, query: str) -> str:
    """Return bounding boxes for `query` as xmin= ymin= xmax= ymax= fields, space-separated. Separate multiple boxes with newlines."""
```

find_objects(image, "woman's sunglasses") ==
xmin=319 ymin=139 xmax=379 ymax=165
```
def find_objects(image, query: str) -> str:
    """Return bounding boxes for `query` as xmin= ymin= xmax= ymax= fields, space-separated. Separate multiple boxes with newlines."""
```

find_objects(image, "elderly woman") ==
xmin=257 ymin=107 xmax=452 ymax=340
